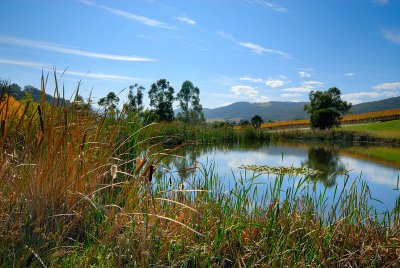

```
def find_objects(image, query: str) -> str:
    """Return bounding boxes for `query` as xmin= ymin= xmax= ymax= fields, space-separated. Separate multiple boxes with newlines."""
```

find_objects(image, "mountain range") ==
xmin=203 ymin=96 xmax=400 ymax=122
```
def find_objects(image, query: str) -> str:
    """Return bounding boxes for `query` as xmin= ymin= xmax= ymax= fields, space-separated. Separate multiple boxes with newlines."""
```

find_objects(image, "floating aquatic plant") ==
xmin=239 ymin=164 xmax=324 ymax=176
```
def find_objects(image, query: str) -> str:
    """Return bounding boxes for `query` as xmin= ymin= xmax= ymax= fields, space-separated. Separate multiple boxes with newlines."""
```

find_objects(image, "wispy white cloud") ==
xmin=344 ymin=80 xmax=400 ymax=104
xmin=373 ymin=81 xmax=400 ymax=91
xmin=281 ymin=80 xmax=323 ymax=93
xmin=302 ymin=81 xmax=323 ymax=87
xmin=265 ymin=78 xmax=288 ymax=88
xmin=239 ymin=42 xmax=291 ymax=58
xmin=344 ymin=72 xmax=355 ymax=76
xmin=79 ymin=0 xmax=177 ymax=30
xmin=258 ymin=96 xmax=270 ymax=102
xmin=79 ymin=0 xmax=95 ymax=6
xmin=176 ymin=15 xmax=196 ymax=25
xmin=281 ymin=93 xmax=301 ymax=98
xmin=298 ymin=71 xmax=311 ymax=78
xmin=382 ymin=29 xmax=400 ymax=45
xmin=213 ymin=75 xmax=237 ymax=86
xmin=62 ymin=70 xmax=143 ymax=82
xmin=0 ymin=58 xmax=47 ymax=69
xmin=231 ymin=85 xmax=258 ymax=97
xmin=240 ymin=76 xmax=264 ymax=83
xmin=343 ymin=91 xmax=398 ymax=104
xmin=0 ymin=35 xmax=155 ymax=62
xmin=239 ymin=75 xmax=288 ymax=88
xmin=230 ymin=85 xmax=269 ymax=102
xmin=245 ymin=0 xmax=288 ymax=13
xmin=373 ymin=0 xmax=389 ymax=5
xmin=218 ymin=31 xmax=235 ymax=41
xmin=0 ymin=57 xmax=144 ymax=82
xmin=281 ymin=86 xmax=312 ymax=93
xmin=136 ymin=34 xmax=154 ymax=39
xmin=218 ymin=31 xmax=291 ymax=58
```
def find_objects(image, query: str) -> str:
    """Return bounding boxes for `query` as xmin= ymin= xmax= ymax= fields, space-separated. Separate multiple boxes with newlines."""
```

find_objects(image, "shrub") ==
xmin=310 ymin=108 xmax=341 ymax=129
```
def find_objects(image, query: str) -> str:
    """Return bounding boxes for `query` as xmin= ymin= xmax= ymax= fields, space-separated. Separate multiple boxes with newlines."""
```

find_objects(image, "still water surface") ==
xmin=159 ymin=141 xmax=400 ymax=213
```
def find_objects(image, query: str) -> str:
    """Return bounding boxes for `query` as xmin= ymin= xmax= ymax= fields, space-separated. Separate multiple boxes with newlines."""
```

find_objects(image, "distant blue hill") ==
xmin=202 ymin=96 xmax=400 ymax=122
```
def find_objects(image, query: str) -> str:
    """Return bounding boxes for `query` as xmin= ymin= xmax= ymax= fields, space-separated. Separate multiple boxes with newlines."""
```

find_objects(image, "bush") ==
xmin=310 ymin=108 xmax=341 ymax=129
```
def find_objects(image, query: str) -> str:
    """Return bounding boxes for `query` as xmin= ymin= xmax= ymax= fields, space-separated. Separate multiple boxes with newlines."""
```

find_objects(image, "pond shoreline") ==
xmin=145 ymin=122 xmax=400 ymax=146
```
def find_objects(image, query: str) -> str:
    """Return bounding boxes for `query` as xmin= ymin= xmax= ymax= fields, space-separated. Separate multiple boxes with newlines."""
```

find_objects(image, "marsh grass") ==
xmin=141 ymin=121 xmax=271 ymax=145
xmin=0 ymin=76 xmax=399 ymax=267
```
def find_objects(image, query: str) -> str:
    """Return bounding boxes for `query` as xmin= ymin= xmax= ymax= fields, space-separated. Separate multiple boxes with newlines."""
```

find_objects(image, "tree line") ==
xmin=1 ymin=78 xmax=205 ymax=124
xmin=97 ymin=79 xmax=205 ymax=123
xmin=1 ymin=77 xmax=352 ymax=129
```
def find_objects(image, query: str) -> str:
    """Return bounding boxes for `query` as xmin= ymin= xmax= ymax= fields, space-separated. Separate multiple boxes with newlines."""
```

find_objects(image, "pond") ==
xmin=157 ymin=141 xmax=400 ymax=213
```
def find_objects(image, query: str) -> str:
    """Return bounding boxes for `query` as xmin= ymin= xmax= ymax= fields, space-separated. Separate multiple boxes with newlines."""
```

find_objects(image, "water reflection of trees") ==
xmin=159 ymin=148 xmax=201 ymax=181
xmin=159 ymin=141 xmax=270 ymax=179
xmin=302 ymin=146 xmax=347 ymax=187
xmin=160 ymin=142 xmax=349 ymax=187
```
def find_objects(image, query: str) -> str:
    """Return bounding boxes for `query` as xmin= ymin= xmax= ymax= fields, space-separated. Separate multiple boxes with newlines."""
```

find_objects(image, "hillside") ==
xmin=2 ymin=83 xmax=69 ymax=105
xmin=203 ymin=96 xmax=400 ymax=122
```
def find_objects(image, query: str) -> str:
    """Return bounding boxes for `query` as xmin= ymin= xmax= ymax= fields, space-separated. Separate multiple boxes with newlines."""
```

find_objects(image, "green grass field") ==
xmin=344 ymin=146 xmax=400 ymax=164
xmin=340 ymin=119 xmax=400 ymax=139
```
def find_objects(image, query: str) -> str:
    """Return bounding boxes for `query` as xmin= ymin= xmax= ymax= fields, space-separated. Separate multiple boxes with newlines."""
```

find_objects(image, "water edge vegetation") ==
xmin=0 ymin=76 xmax=399 ymax=266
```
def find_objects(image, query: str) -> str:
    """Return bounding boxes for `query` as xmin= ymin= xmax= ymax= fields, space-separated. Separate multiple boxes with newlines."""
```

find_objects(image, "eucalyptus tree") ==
xmin=98 ymin=91 xmax=120 ymax=116
xmin=125 ymin=83 xmax=145 ymax=116
xmin=148 ymin=79 xmax=175 ymax=122
xmin=176 ymin=80 xmax=205 ymax=123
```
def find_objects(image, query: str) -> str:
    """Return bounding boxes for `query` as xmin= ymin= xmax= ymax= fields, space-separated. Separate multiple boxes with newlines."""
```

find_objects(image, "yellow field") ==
xmin=0 ymin=95 xmax=23 ymax=119
xmin=260 ymin=108 xmax=400 ymax=129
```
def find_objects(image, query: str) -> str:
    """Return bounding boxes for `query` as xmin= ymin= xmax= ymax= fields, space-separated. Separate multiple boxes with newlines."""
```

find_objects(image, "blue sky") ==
xmin=0 ymin=0 xmax=399 ymax=108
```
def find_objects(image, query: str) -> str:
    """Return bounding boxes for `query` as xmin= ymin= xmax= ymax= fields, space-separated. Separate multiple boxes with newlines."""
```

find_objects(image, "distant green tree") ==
xmin=9 ymin=83 xmax=24 ymax=100
xmin=0 ymin=79 xmax=25 ymax=100
xmin=148 ymin=79 xmax=175 ymax=122
xmin=74 ymin=95 xmax=91 ymax=112
xmin=176 ymin=80 xmax=205 ymax=123
xmin=304 ymin=87 xmax=351 ymax=129
xmin=124 ymin=84 xmax=145 ymax=116
xmin=251 ymin=115 xmax=263 ymax=128
xmin=0 ymin=78 xmax=7 ymax=88
xmin=240 ymin=120 xmax=250 ymax=126
xmin=98 ymin=91 xmax=120 ymax=115
xmin=143 ymin=109 xmax=159 ymax=124
xmin=22 ymin=91 xmax=33 ymax=103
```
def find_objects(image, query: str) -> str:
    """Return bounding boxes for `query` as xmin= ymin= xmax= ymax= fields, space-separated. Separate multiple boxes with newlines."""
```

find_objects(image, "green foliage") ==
xmin=142 ymin=108 xmax=159 ymax=124
xmin=74 ymin=95 xmax=92 ymax=112
xmin=125 ymin=83 xmax=145 ymax=116
xmin=1 ymin=75 xmax=399 ymax=267
xmin=240 ymin=120 xmax=250 ymax=126
xmin=176 ymin=80 xmax=205 ymax=123
xmin=304 ymin=87 xmax=351 ymax=129
xmin=302 ymin=146 xmax=346 ymax=186
xmin=251 ymin=114 xmax=263 ymax=128
xmin=24 ymin=85 xmax=54 ymax=103
xmin=148 ymin=79 xmax=175 ymax=122
xmin=98 ymin=91 xmax=120 ymax=115
xmin=310 ymin=108 xmax=341 ymax=129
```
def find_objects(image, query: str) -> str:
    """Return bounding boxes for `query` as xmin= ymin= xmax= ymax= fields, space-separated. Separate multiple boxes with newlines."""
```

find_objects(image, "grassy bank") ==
xmin=141 ymin=121 xmax=400 ymax=147
xmin=140 ymin=121 xmax=271 ymax=145
xmin=273 ymin=129 xmax=400 ymax=145
xmin=340 ymin=119 xmax=400 ymax=139
xmin=1 ymin=81 xmax=399 ymax=266
xmin=342 ymin=146 xmax=400 ymax=166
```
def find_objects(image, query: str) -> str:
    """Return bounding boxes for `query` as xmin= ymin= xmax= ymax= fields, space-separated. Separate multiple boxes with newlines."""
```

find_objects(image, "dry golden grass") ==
xmin=0 ymin=76 xmax=399 ymax=267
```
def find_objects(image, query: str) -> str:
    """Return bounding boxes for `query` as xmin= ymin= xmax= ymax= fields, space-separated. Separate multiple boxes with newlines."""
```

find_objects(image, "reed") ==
xmin=0 ymin=76 xmax=399 ymax=267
